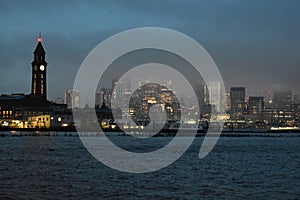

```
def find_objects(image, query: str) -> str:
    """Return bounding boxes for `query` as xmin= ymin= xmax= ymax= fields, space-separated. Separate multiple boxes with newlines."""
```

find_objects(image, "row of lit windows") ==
xmin=34 ymin=117 xmax=49 ymax=122
xmin=1 ymin=110 xmax=12 ymax=115
xmin=33 ymin=74 xmax=44 ymax=79
xmin=33 ymin=78 xmax=45 ymax=95
xmin=0 ymin=110 xmax=13 ymax=119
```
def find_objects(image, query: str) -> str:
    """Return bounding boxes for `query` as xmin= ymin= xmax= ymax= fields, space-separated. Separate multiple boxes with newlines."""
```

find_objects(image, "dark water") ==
xmin=0 ymin=135 xmax=299 ymax=199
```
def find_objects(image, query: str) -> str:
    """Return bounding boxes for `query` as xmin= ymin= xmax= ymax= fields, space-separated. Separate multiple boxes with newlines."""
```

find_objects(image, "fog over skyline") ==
xmin=1 ymin=0 xmax=300 ymax=101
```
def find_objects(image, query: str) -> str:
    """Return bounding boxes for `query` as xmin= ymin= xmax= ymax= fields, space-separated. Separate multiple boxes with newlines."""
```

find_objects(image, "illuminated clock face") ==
xmin=40 ymin=65 xmax=45 ymax=71
xmin=34 ymin=65 xmax=37 ymax=71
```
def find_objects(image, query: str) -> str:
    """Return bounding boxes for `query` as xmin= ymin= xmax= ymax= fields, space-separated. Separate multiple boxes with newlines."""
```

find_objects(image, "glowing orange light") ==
xmin=38 ymin=37 xmax=42 ymax=42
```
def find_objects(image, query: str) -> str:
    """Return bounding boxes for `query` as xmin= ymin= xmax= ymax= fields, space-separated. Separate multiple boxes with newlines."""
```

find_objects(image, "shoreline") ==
xmin=1 ymin=126 xmax=300 ymax=133
xmin=1 ymin=130 xmax=300 ymax=138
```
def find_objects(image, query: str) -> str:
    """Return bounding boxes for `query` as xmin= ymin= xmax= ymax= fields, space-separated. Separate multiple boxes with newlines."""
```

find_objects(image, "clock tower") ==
xmin=31 ymin=35 xmax=47 ymax=100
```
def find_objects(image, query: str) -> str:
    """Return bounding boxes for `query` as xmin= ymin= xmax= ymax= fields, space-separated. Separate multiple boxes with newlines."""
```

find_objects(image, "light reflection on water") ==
xmin=0 ymin=135 xmax=299 ymax=199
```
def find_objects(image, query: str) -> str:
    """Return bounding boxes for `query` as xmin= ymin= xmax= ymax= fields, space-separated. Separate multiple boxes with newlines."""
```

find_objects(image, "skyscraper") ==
xmin=129 ymin=83 xmax=180 ymax=123
xmin=65 ymin=90 xmax=80 ymax=109
xmin=272 ymin=90 xmax=293 ymax=111
xmin=207 ymin=81 xmax=224 ymax=113
xmin=31 ymin=35 xmax=47 ymax=100
xmin=248 ymin=96 xmax=264 ymax=115
xmin=230 ymin=87 xmax=245 ymax=120
xmin=111 ymin=78 xmax=131 ymax=118
xmin=95 ymin=88 xmax=112 ymax=108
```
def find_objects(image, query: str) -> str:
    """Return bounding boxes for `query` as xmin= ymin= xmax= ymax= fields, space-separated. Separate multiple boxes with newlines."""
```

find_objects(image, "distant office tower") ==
xmin=272 ymin=90 xmax=293 ymax=111
xmin=230 ymin=87 xmax=245 ymax=120
xmin=261 ymin=90 xmax=273 ymax=108
xmin=103 ymin=88 xmax=112 ymax=107
xmin=111 ymin=79 xmax=119 ymax=102
xmin=203 ymin=85 xmax=210 ymax=105
xmin=95 ymin=88 xmax=112 ymax=108
xmin=111 ymin=78 xmax=131 ymax=118
xmin=192 ymin=84 xmax=206 ymax=115
xmin=248 ymin=96 xmax=264 ymax=115
xmin=207 ymin=81 xmax=224 ymax=113
xmin=225 ymin=92 xmax=231 ymax=112
xmin=55 ymin=97 xmax=64 ymax=104
xmin=129 ymin=83 xmax=180 ymax=123
xmin=95 ymin=92 xmax=101 ymax=108
xmin=65 ymin=90 xmax=80 ymax=109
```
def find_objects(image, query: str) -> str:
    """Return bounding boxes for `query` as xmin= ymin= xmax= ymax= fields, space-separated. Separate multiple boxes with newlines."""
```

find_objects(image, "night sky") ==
xmin=1 ymin=0 xmax=300 ymax=101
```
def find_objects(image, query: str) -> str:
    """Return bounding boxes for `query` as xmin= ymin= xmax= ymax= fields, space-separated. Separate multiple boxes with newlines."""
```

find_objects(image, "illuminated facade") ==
xmin=129 ymin=83 xmax=180 ymax=124
xmin=0 ymin=36 xmax=69 ymax=129
xmin=27 ymin=114 xmax=51 ymax=128
xmin=248 ymin=96 xmax=264 ymax=115
xmin=111 ymin=78 xmax=131 ymax=118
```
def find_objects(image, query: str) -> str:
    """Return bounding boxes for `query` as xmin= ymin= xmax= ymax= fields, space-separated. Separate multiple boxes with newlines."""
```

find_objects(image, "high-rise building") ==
xmin=248 ymin=96 xmax=264 ymax=115
xmin=102 ymin=88 xmax=112 ymax=107
xmin=95 ymin=88 xmax=112 ymax=108
xmin=207 ymin=81 xmax=224 ymax=113
xmin=230 ymin=87 xmax=245 ymax=120
xmin=225 ymin=92 xmax=231 ymax=112
xmin=129 ymin=83 xmax=180 ymax=123
xmin=65 ymin=90 xmax=80 ymax=109
xmin=95 ymin=92 xmax=101 ymax=108
xmin=31 ymin=35 xmax=47 ymax=100
xmin=272 ymin=90 xmax=293 ymax=111
xmin=111 ymin=78 xmax=131 ymax=118
xmin=203 ymin=85 xmax=209 ymax=105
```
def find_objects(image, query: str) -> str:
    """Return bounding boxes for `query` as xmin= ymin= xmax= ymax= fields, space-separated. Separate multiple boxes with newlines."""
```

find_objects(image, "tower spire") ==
xmin=38 ymin=32 xmax=42 ymax=42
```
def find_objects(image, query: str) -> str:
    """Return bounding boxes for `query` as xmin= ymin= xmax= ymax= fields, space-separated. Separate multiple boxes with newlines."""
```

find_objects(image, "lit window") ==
xmin=41 ymin=80 xmax=44 ymax=94
xmin=33 ymin=82 xmax=37 ymax=94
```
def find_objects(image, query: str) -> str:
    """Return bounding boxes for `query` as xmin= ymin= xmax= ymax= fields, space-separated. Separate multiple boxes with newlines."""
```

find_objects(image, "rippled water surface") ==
xmin=0 ymin=135 xmax=299 ymax=199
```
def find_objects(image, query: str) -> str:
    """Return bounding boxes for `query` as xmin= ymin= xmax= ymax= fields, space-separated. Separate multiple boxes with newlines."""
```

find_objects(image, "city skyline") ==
xmin=1 ymin=1 xmax=300 ymax=101
xmin=1 ymin=2 xmax=299 ymax=198
xmin=1 ymin=34 xmax=299 ymax=104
